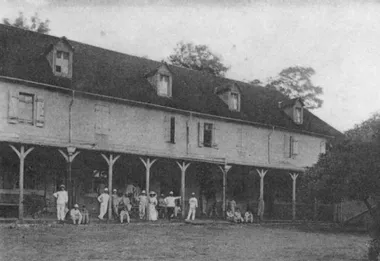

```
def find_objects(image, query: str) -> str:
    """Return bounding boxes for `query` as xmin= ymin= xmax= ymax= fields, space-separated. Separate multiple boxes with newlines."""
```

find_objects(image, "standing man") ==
xmin=186 ymin=192 xmax=198 ymax=221
xmin=165 ymin=191 xmax=181 ymax=221
xmin=138 ymin=190 xmax=148 ymax=220
xmin=112 ymin=189 xmax=121 ymax=219
xmin=229 ymin=198 xmax=237 ymax=216
xmin=53 ymin=184 xmax=68 ymax=224
xmin=158 ymin=194 xmax=166 ymax=219
xmin=97 ymin=188 xmax=110 ymax=220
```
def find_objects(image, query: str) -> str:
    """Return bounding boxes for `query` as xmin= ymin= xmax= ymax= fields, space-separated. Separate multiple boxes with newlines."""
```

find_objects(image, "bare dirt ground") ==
xmin=0 ymin=222 xmax=369 ymax=261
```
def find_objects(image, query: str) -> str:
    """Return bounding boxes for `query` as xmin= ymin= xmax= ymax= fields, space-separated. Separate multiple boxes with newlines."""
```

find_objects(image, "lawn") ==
xmin=0 ymin=222 xmax=369 ymax=261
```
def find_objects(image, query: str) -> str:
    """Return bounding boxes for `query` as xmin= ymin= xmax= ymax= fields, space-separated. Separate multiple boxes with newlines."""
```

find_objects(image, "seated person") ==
xmin=244 ymin=211 xmax=254 ymax=223
xmin=81 ymin=205 xmax=90 ymax=224
xmin=70 ymin=204 xmax=82 ymax=225
xmin=233 ymin=208 xmax=244 ymax=223
xmin=226 ymin=210 xmax=234 ymax=221
xmin=120 ymin=206 xmax=130 ymax=224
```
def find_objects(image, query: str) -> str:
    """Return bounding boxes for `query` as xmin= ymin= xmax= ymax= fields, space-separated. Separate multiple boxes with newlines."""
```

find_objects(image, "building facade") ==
xmin=0 ymin=24 xmax=341 ymax=220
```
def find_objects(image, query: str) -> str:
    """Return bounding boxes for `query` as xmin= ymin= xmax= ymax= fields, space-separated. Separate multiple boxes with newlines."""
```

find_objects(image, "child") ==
xmin=81 ymin=205 xmax=90 ymax=224
xmin=234 ymin=208 xmax=244 ymax=223
xmin=244 ymin=211 xmax=254 ymax=223
xmin=226 ymin=210 xmax=234 ymax=222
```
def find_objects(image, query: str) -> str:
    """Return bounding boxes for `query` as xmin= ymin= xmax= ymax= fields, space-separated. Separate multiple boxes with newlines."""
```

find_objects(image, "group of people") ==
xmin=226 ymin=198 xmax=264 ymax=224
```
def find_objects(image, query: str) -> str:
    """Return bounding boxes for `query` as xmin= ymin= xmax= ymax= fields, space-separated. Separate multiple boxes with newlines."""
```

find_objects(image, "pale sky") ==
xmin=1 ymin=0 xmax=380 ymax=132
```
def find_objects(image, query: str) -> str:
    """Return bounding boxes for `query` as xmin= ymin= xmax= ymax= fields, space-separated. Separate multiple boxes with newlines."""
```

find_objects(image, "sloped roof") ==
xmin=0 ymin=24 xmax=342 ymax=138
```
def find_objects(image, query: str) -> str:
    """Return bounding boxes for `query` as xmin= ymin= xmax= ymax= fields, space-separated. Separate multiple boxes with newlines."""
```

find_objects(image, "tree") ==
xmin=168 ymin=41 xmax=229 ymax=77
xmin=346 ymin=112 xmax=380 ymax=143
xmin=265 ymin=66 xmax=323 ymax=109
xmin=2 ymin=12 xmax=50 ymax=34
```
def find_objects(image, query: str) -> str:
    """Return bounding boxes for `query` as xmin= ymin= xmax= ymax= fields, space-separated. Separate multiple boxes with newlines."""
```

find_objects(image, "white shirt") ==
xmin=189 ymin=197 xmax=198 ymax=208
xmin=98 ymin=193 xmax=110 ymax=204
xmin=165 ymin=196 xmax=180 ymax=207
xmin=53 ymin=190 xmax=68 ymax=205
xmin=139 ymin=195 xmax=148 ymax=205
xmin=70 ymin=209 xmax=82 ymax=217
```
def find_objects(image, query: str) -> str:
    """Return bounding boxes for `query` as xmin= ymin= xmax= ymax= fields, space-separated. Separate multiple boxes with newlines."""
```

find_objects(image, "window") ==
xmin=320 ymin=141 xmax=326 ymax=154
xmin=290 ymin=136 xmax=299 ymax=157
xmin=230 ymin=92 xmax=240 ymax=111
xmin=295 ymin=107 xmax=302 ymax=124
xmin=170 ymin=117 xmax=175 ymax=143
xmin=18 ymin=93 xmax=34 ymax=124
xmin=203 ymin=123 xmax=213 ymax=147
xmin=55 ymin=50 xmax=70 ymax=75
xmin=158 ymin=74 xmax=170 ymax=96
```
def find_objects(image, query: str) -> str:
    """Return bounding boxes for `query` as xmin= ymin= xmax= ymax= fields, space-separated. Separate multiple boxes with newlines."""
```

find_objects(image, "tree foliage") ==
xmin=168 ymin=41 xmax=229 ymax=77
xmin=2 ymin=12 xmax=50 ymax=34
xmin=345 ymin=112 xmax=380 ymax=143
xmin=265 ymin=66 xmax=323 ymax=109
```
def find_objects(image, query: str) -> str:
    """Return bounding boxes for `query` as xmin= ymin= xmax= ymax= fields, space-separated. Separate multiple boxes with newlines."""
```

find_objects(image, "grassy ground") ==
xmin=0 ymin=222 xmax=369 ymax=261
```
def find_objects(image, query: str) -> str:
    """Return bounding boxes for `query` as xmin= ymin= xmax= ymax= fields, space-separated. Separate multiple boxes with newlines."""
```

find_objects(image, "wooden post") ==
xmin=289 ymin=173 xmax=299 ymax=221
xmin=101 ymin=153 xmax=120 ymax=222
xmin=9 ymin=145 xmax=34 ymax=222
xmin=58 ymin=147 xmax=80 ymax=208
xmin=256 ymin=169 xmax=267 ymax=220
xmin=139 ymin=157 xmax=157 ymax=220
xmin=176 ymin=161 xmax=191 ymax=219
xmin=218 ymin=164 xmax=232 ymax=219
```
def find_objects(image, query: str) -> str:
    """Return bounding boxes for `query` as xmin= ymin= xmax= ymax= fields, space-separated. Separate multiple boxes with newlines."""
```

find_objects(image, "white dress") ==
xmin=148 ymin=197 xmax=158 ymax=221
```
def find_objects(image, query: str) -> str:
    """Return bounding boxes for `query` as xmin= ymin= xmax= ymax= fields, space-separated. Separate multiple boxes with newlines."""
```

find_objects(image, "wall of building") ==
xmin=0 ymin=81 xmax=327 ymax=171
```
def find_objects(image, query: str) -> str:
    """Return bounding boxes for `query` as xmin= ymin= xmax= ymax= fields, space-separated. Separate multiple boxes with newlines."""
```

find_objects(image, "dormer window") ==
xmin=55 ymin=51 xmax=70 ymax=74
xmin=45 ymin=37 xmax=74 ymax=79
xmin=158 ymin=74 xmax=170 ymax=96
xmin=230 ymin=92 xmax=240 ymax=111
xmin=295 ymin=107 xmax=302 ymax=124
xmin=146 ymin=63 xmax=173 ymax=98
xmin=279 ymin=98 xmax=304 ymax=125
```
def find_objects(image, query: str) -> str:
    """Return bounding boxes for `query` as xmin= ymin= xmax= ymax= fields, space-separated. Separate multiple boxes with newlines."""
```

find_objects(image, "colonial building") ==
xmin=0 ymin=24 xmax=341 ymax=221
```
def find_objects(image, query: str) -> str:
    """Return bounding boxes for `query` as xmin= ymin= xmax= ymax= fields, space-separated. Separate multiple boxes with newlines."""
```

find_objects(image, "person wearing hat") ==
xmin=138 ymin=190 xmax=148 ymax=220
xmin=164 ymin=191 xmax=181 ymax=221
xmin=53 ymin=184 xmax=68 ymax=223
xmin=70 ymin=204 xmax=82 ymax=225
xmin=112 ymin=189 xmax=121 ymax=219
xmin=148 ymin=191 xmax=158 ymax=221
xmin=97 ymin=187 xmax=110 ymax=220
xmin=186 ymin=192 xmax=198 ymax=221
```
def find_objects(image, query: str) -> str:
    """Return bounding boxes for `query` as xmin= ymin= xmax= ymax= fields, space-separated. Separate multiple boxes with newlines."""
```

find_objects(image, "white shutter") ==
xmin=198 ymin=122 xmax=204 ymax=147
xmin=95 ymin=104 xmax=102 ymax=133
xmin=293 ymin=139 xmax=299 ymax=155
xmin=8 ymin=90 xmax=19 ymax=124
xmin=236 ymin=127 xmax=243 ymax=150
xmin=320 ymin=141 xmax=326 ymax=154
xmin=35 ymin=95 xmax=45 ymax=127
xmin=212 ymin=124 xmax=219 ymax=148
xmin=163 ymin=115 xmax=170 ymax=142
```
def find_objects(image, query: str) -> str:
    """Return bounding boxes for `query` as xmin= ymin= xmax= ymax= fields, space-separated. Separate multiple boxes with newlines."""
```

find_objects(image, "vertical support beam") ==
xmin=289 ymin=173 xmax=299 ymax=221
xmin=10 ymin=145 xmax=34 ymax=222
xmin=102 ymin=153 xmax=120 ymax=222
xmin=58 ymin=147 xmax=80 ymax=208
xmin=139 ymin=157 xmax=157 ymax=219
xmin=218 ymin=164 xmax=232 ymax=219
xmin=256 ymin=169 xmax=268 ymax=200
xmin=176 ymin=161 xmax=191 ymax=218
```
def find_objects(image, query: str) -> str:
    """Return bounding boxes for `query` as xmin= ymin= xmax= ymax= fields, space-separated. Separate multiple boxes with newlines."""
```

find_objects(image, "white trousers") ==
xmin=98 ymin=202 xmax=108 ymax=219
xmin=187 ymin=207 xmax=196 ymax=220
xmin=57 ymin=204 xmax=66 ymax=221
xmin=139 ymin=204 xmax=146 ymax=219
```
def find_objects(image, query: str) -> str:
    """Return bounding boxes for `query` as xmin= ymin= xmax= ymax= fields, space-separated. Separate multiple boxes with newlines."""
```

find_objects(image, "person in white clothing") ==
xmin=70 ymin=204 xmax=82 ymax=225
xmin=138 ymin=190 xmax=148 ymax=220
xmin=186 ymin=192 xmax=198 ymax=221
xmin=97 ymin=188 xmax=110 ymax=220
xmin=148 ymin=191 xmax=158 ymax=221
xmin=53 ymin=184 xmax=68 ymax=223
xmin=164 ymin=191 xmax=181 ymax=221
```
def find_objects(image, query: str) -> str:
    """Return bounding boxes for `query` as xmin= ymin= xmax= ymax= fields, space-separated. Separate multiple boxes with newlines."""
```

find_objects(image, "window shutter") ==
xmin=293 ymin=139 xmax=299 ymax=155
xmin=284 ymin=134 xmax=290 ymax=158
xmin=95 ymin=104 xmax=101 ymax=133
xmin=212 ymin=124 xmax=219 ymax=148
xmin=35 ymin=95 xmax=45 ymax=127
xmin=8 ymin=90 xmax=19 ymax=124
xmin=236 ymin=127 xmax=243 ymax=150
xmin=198 ymin=122 xmax=204 ymax=147
xmin=164 ymin=115 xmax=170 ymax=142
xmin=320 ymin=141 xmax=326 ymax=154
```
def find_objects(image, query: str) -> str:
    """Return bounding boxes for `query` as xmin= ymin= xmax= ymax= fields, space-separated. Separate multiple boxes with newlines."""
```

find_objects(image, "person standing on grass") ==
xmin=70 ymin=204 xmax=82 ymax=225
xmin=81 ymin=205 xmax=90 ymax=224
xmin=97 ymin=188 xmax=110 ymax=220
xmin=158 ymin=193 xmax=166 ymax=219
xmin=138 ymin=190 xmax=148 ymax=220
xmin=257 ymin=196 xmax=265 ymax=222
xmin=229 ymin=198 xmax=237 ymax=216
xmin=186 ymin=192 xmax=198 ymax=221
xmin=165 ymin=191 xmax=181 ymax=221
xmin=53 ymin=184 xmax=68 ymax=224
xmin=148 ymin=191 xmax=158 ymax=221
xmin=112 ymin=189 xmax=121 ymax=219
